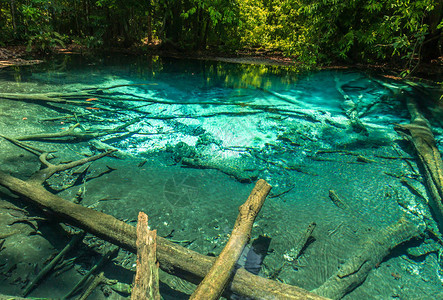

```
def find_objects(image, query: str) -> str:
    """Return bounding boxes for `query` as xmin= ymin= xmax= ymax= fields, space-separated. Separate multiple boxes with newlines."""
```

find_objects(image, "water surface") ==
xmin=0 ymin=55 xmax=442 ymax=299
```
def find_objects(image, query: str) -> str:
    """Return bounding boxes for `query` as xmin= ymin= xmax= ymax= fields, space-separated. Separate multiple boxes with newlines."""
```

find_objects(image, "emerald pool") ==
xmin=0 ymin=55 xmax=443 ymax=299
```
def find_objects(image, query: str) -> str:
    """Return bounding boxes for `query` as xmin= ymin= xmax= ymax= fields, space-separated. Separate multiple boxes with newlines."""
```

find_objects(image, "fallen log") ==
xmin=190 ymin=179 xmax=271 ymax=300
xmin=394 ymin=91 xmax=443 ymax=228
xmin=312 ymin=217 xmax=421 ymax=299
xmin=0 ymin=171 xmax=326 ymax=299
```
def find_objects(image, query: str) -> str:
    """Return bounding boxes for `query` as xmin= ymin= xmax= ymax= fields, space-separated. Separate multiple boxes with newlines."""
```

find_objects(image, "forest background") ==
xmin=0 ymin=0 xmax=442 ymax=73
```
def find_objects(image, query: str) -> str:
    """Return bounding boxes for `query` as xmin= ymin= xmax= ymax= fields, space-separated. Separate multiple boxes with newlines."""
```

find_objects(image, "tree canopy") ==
xmin=0 ymin=0 xmax=442 ymax=69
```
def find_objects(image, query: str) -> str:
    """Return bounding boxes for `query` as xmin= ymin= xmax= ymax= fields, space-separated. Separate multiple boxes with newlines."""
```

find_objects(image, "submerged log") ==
xmin=23 ymin=232 xmax=84 ymax=297
xmin=334 ymin=77 xmax=368 ymax=135
xmin=394 ymin=92 xmax=443 ymax=228
xmin=12 ymin=118 xmax=140 ymax=142
xmin=63 ymin=247 xmax=118 ymax=299
xmin=181 ymin=157 xmax=259 ymax=183
xmin=78 ymin=271 xmax=105 ymax=300
xmin=312 ymin=218 xmax=421 ymax=299
xmin=0 ymin=92 xmax=87 ymax=104
xmin=0 ymin=171 xmax=326 ymax=299
xmin=190 ymin=179 xmax=271 ymax=300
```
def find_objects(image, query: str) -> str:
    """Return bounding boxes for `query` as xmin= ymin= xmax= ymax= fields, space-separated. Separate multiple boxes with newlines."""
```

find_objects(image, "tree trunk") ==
xmin=147 ymin=0 xmax=152 ymax=43
xmin=421 ymin=0 xmax=443 ymax=62
xmin=10 ymin=0 xmax=17 ymax=36
xmin=190 ymin=180 xmax=271 ymax=300
xmin=131 ymin=212 xmax=160 ymax=300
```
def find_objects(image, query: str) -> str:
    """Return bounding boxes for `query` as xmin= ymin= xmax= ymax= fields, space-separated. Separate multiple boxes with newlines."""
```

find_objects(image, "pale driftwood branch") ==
xmin=0 ymin=171 xmax=326 ymax=300
xmin=0 ymin=294 xmax=32 ymax=300
xmin=1 ymin=133 xmax=116 ymax=185
xmin=28 ymin=150 xmax=116 ymax=185
xmin=16 ymin=118 xmax=139 ymax=142
xmin=394 ymin=92 xmax=443 ymax=228
xmin=131 ymin=212 xmax=160 ymax=300
xmin=312 ymin=218 xmax=421 ymax=299
xmin=190 ymin=179 xmax=271 ymax=300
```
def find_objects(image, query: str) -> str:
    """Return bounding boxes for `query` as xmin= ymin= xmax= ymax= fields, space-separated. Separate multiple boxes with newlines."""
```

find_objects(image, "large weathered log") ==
xmin=312 ymin=218 xmax=421 ymax=299
xmin=190 ymin=179 xmax=271 ymax=300
xmin=0 ymin=172 xmax=326 ymax=299
xmin=394 ymin=92 xmax=443 ymax=228
xmin=132 ymin=212 xmax=160 ymax=300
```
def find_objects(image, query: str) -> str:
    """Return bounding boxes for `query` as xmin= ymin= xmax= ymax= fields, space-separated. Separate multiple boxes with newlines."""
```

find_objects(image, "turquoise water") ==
xmin=0 ymin=55 xmax=443 ymax=299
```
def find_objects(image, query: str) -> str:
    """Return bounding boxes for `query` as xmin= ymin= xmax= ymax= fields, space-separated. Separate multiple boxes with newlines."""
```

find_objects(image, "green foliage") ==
xmin=235 ymin=0 xmax=441 ymax=68
xmin=27 ymin=30 xmax=67 ymax=54
xmin=0 ymin=0 xmax=441 ymax=70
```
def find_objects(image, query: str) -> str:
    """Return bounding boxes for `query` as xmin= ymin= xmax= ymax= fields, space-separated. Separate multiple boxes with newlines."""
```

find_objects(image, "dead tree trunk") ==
xmin=131 ymin=212 xmax=160 ymax=300
xmin=190 ymin=179 xmax=271 ymax=300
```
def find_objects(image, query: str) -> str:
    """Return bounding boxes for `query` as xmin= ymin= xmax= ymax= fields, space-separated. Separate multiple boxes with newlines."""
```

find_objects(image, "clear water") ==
xmin=0 ymin=55 xmax=443 ymax=299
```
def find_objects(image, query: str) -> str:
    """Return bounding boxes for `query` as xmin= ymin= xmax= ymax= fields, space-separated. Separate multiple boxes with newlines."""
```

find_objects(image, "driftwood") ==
xmin=78 ymin=271 xmax=106 ymax=300
xmin=0 ymin=129 xmax=325 ymax=299
xmin=0 ymin=135 xmax=116 ymax=185
xmin=12 ymin=118 xmax=140 ymax=142
xmin=181 ymin=157 xmax=259 ymax=183
xmin=0 ymin=92 xmax=88 ymax=104
xmin=394 ymin=92 xmax=443 ymax=228
xmin=0 ymin=294 xmax=32 ymax=300
xmin=0 ymin=170 xmax=326 ymax=299
xmin=312 ymin=218 xmax=421 ymax=299
xmin=63 ymin=247 xmax=118 ymax=299
xmin=190 ymin=179 xmax=271 ymax=300
xmin=23 ymin=232 xmax=84 ymax=296
xmin=291 ymin=222 xmax=316 ymax=261
xmin=334 ymin=77 xmax=368 ymax=135
xmin=131 ymin=212 xmax=160 ymax=300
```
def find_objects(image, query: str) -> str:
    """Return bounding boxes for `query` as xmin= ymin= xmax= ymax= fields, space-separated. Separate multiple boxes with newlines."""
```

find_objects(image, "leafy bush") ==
xmin=27 ymin=30 xmax=67 ymax=54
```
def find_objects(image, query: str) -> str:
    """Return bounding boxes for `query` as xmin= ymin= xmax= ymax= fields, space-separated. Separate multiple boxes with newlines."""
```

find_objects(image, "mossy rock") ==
xmin=169 ymin=142 xmax=197 ymax=162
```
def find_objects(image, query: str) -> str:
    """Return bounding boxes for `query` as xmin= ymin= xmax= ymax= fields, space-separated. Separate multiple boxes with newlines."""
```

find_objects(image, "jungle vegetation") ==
xmin=0 ymin=0 xmax=442 ymax=70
